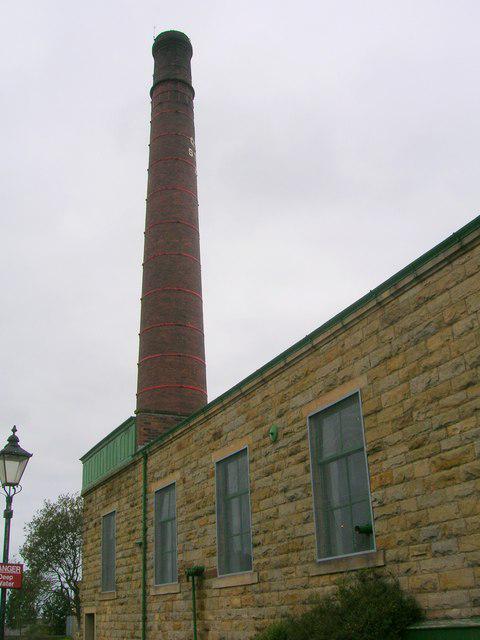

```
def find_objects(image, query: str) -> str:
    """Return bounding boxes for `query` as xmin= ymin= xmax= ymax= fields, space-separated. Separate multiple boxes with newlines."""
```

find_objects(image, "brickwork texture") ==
xmin=136 ymin=31 xmax=207 ymax=445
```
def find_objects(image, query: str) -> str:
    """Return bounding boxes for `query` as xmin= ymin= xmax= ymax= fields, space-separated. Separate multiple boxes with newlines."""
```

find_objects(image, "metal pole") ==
xmin=191 ymin=575 xmax=197 ymax=640
xmin=186 ymin=565 xmax=204 ymax=640
xmin=0 ymin=492 xmax=13 ymax=640
xmin=141 ymin=452 xmax=148 ymax=640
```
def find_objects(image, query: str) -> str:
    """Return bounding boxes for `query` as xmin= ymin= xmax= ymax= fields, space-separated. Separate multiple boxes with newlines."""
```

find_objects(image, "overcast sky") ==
xmin=1 ymin=0 xmax=479 ymax=557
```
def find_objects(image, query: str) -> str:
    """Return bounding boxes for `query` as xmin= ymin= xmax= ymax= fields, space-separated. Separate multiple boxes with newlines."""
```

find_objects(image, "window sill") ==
xmin=152 ymin=582 xmax=181 ymax=595
xmin=98 ymin=590 xmax=116 ymax=601
xmin=212 ymin=571 xmax=258 ymax=589
xmin=310 ymin=549 xmax=385 ymax=576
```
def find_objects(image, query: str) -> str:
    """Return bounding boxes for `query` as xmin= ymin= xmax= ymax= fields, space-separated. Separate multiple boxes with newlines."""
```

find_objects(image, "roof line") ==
xmin=80 ymin=213 xmax=480 ymax=464
xmin=80 ymin=415 xmax=135 ymax=462
xmin=138 ymin=213 xmax=480 ymax=454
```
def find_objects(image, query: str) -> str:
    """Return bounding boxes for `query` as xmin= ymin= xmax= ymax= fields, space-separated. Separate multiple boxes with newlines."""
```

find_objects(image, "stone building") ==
xmin=80 ymin=30 xmax=480 ymax=640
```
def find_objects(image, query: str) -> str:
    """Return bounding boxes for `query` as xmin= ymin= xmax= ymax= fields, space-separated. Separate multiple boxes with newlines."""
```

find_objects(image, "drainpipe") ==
xmin=186 ymin=566 xmax=205 ymax=640
xmin=141 ymin=451 xmax=148 ymax=640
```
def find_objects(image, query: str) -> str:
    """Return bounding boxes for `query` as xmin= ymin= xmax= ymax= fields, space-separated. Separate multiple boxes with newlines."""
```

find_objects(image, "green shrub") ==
xmin=255 ymin=621 xmax=292 ymax=640
xmin=25 ymin=621 xmax=51 ymax=638
xmin=253 ymin=570 xmax=423 ymax=640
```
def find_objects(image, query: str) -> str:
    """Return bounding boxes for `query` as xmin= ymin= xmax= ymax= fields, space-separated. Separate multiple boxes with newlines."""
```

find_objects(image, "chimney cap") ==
xmin=152 ymin=30 xmax=192 ymax=57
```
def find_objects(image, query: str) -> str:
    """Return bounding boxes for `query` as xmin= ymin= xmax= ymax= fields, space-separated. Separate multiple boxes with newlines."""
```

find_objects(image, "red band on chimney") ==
xmin=147 ymin=185 xmax=198 ymax=201
xmin=137 ymin=384 xmax=207 ymax=397
xmin=138 ymin=352 xmax=206 ymax=365
xmin=148 ymin=157 xmax=196 ymax=170
xmin=143 ymin=252 xmax=200 ymax=265
xmin=145 ymin=219 xmax=199 ymax=234
xmin=150 ymin=132 xmax=192 ymax=144
xmin=140 ymin=322 xmax=204 ymax=335
xmin=152 ymin=109 xmax=194 ymax=122
xmin=142 ymin=287 xmax=202 ymax=301
xmin=152 ymin=86 xmax=193 ymax=101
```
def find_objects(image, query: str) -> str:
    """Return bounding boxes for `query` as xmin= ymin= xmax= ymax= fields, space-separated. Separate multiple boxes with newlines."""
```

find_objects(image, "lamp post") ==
xmin=0 ymin=426 xmax=32 ymax=640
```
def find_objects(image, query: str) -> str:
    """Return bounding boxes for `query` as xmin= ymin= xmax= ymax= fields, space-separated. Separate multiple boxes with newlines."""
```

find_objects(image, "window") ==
xmin=308 ymin=392 xmax=374 ymax=561
xmin=154 ymin=483 xmax=177 ymax=585
xmin=215 ymin=448 xmax=253 ymax=576
xmin=101 ymin=511 xmax=116 ymax=592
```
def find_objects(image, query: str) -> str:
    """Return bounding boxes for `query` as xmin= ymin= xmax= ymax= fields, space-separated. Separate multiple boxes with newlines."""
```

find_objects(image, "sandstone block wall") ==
xmin=82 ymin=230 xmax=480 ymax=639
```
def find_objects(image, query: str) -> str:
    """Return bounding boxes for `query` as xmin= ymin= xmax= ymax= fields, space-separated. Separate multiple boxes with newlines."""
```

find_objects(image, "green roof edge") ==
xmin=80 ymin=415 xmax=135 ymax=462
xmin=138 ymin=213 xmax=480 ymax=454
xmin=80 ymin=213 xmax=480 ymax=466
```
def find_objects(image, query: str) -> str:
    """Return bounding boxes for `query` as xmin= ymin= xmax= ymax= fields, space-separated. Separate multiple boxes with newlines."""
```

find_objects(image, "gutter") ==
xmin=138 ymin=213 xmax=480 ymax=456
xmin=142 ymin=451 xmax=148 ymax=640
xmin=80 ymin=213 xmax=480 ymax=493
xmin=81 ymin=416 xmax=135 ymax=462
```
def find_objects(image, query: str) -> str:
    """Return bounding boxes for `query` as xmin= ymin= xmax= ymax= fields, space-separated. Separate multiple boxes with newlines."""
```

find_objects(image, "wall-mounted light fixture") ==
xmin=269 ymin=424 xmax=279 ymax=443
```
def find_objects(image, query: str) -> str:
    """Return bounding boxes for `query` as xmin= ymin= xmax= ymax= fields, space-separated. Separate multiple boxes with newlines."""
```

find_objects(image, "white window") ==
xmin=308 ymin=392 xmax=375 ymax=561
xmin=215 ymin=448 xmax=253 ymax=576
xmin=154 ymin=483 xmax=177 ymax=584
xmin=101 ymin=511 xmax=116 ymax=592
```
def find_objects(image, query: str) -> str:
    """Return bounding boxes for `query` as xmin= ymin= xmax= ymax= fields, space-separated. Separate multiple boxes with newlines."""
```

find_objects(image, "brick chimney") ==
xmin=136 ymin=31 xmax=207 ymax=446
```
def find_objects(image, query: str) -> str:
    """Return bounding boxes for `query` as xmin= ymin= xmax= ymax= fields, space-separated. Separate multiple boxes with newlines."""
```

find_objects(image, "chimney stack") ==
xmin=136 ymin=31 xmax=207 ymax=446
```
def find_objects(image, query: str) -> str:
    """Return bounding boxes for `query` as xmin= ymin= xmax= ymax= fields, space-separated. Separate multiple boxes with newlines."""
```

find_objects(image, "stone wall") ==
xmin=82 ymin=229 xmax=480 ymax=639
xmin=82 ymin=460 xmax=143 ymax=638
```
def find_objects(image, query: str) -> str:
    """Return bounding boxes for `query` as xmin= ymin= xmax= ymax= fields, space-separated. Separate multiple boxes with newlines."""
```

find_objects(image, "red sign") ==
xmin=0 ymin=563 xmax=23 ymax=589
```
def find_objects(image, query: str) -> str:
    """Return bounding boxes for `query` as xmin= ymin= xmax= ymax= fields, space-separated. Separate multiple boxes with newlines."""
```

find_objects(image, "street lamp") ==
xmin=0 ymin=426 xmax=32 ymax=640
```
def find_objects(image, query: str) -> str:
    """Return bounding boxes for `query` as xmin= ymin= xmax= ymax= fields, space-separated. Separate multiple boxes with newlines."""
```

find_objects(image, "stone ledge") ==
xmin=212 ymin=571 xmax=258 ymax=589
xmin=409 ymin=618 xmax=480 ymax=629
xmin=98 ymin=590 xmax=117 ymax=601
xmin=152 ymin=582 xmax=181 ymax=595
xmin=309 ymin=549 xmax=385 ymax=576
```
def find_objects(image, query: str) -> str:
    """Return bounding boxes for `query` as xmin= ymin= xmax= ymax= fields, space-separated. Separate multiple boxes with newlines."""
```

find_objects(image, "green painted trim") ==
xmin=139 ymin=213 xmax=480 ymax=455
xmin=80 ymin=416 xmax=135 ymax=462
xmin=81 ymin=458 xmax=137 ymax=496
xmin=404 ymin=621 xmax=480 ymax=639
xmin=405 ymin=631 xmax=480 ymax=639
xmin=81 ymin=417 xmax=136 ymax=491
xmin=80 ymin=213 xmax=480 ymax=488
xmin=141 ymin=452 xmax=148 ymax=640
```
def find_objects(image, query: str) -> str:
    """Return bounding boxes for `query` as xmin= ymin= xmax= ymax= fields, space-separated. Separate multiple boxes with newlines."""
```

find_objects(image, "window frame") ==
xmin=307 ymin=389 xmax=376 ymax=564
xmin=101 ymin=510 xmax=116 ymax=593
xmin=214 ymin=445 xmax=254 ymax=578
xmin=153 ymin=481 xmax=178 ymax=586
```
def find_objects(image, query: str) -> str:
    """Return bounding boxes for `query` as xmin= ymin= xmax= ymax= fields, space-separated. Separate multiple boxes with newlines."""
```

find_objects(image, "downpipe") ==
xmin=186 ymin=566 xmax=205 ymax=640
xmin=141 ymin=451 xmax=148 ymax=640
